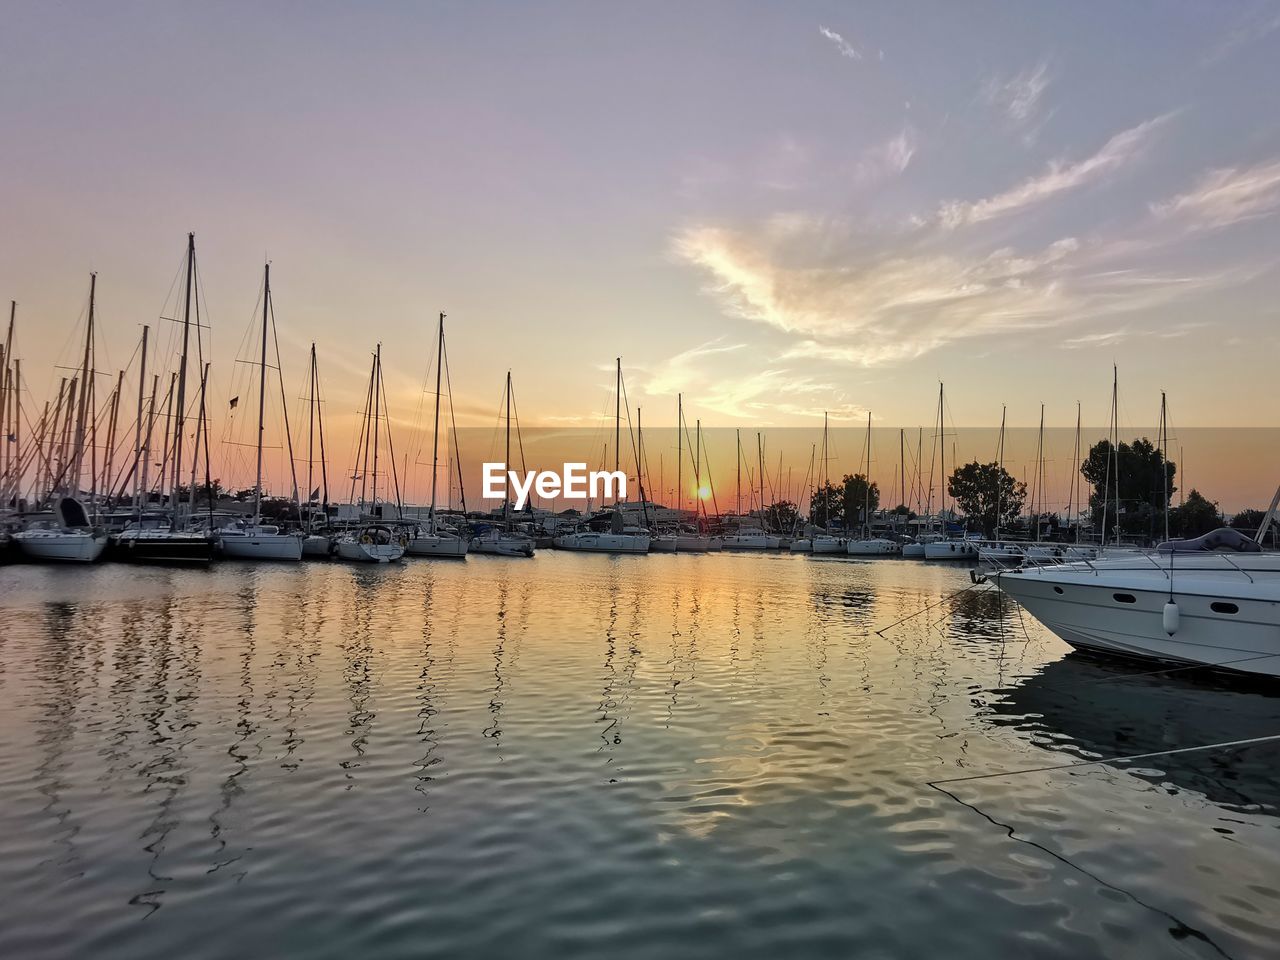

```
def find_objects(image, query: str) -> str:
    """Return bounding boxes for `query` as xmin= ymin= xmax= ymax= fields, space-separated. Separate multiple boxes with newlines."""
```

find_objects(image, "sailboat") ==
xmin=651 ymin=395 xmax=714 ymax=552
xmin=14 ymin=277 xmax=107 ymax=563
xmin=923 ymin=383 xmax=978 ymax=560
xmin=848 ymin=412 xmax=899 ymax=556
xmin=406 ymin=313 xmax=468 ymax=558
xmin=810 ymin=413 xmax=846 ymax=554
xmin=722 ymin=431 xmax=784 ymax=550
xmin=335 ymin=344 xmax=407 ymax=563
xmin=301 ymin=343 xmax=334 ymax=558
xmin=113 ymin=234 xmax=216 ymax=564
xmin=471 ymin=370 xmax=535 ymax=557
xmin=554 ymin=358 xmax=650 ymax=554
xmin=217 ymin=263 xmax=303 ymax=561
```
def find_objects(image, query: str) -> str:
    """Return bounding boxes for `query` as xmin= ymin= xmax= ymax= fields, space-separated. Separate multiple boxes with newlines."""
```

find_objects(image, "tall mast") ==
xmin=189 ymin=362 xmax=210 ymax=515
xmin=864 ymin=411 xmax=872 ymax=537
xmin=306 ymin=344 xmax=316 ymax=533
xmin=372 ymin=344 xmax=382 ymax=512
xmin=1160 ymin=391 xmax=1169 ymax=544
xmin=1034 ymin=403 xmax=1044 ymax=542
xmin=429 ymin=313 xmax=445 ymax=532
xmin=253 ymin=264 xmax=270 ymax=525
xmin=132 ymin=326 xmax=149 ymax=512
xmin=899 ymin=427 xmax=905 ymax=513
xmin=937 ymin=382 xmax=945 ymax=525
xmin=71 ymin=274 xmax=96 ymax=498
xmin=756 ymin=432 xmax=764 ymax=529
xmin=170 ymin=234 xmax=195 ymax=526
xmin=695 ymin=418 xmax=702 ymax=520
xmin=1070 ymin=401 xmax=1081 ymax=542
xmin=10 ymin=359 xmax=19 ymax=506
xmin=1101 ymin=365 xmax=1116 ymax=548
xmin=736 ymin=429 xmax=741 ymax=517
xmin=676 ymin=393 xmax=682 ymax=516
xmin=504 ymin=370 xmax=512 ymax=523
xmin=1 ymin=301 xmax=12 ymax=494
xmin=614 ymin=357 xmax=621 ymax=476
xmin=995 ymin=404 xmax=1006 ymax=541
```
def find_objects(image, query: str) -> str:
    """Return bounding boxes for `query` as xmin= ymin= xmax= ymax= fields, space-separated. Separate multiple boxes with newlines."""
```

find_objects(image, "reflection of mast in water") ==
xmin=596 ymin=564 xmax=641 ymax=776
xmin=207 ymin=580 xmax=258 ymax=884
xmin=482 ymin=577 xmax=510 ymax=754
xmin=277 ymin=567 xmax=325 ymax=772
xmin=31 ymin=601 xmax=90 ymax=892
xmin=340 ymin=569 xmax=381 ymax=779
xmin=414 ymin=568 xmax=459 ymax=807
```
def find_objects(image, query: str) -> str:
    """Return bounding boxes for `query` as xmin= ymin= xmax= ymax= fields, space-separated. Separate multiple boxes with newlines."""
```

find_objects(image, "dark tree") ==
xmin=810 ymin=481 xmax=844 ymax=527
xmin=947 ymin=461 xmax=1027 ymax=538
xmin=1172 ymin=489 xmax=1221 ymax=538
xmin=768 ymin=500 xmax=799 ymax=532
xmin=1080 ymin=437 xmax=1176 ymax=539
xmin=1230 ymin=508 xmax=1267 ymax=534
xmin=841 ymin=473 xmax=880 ymax=531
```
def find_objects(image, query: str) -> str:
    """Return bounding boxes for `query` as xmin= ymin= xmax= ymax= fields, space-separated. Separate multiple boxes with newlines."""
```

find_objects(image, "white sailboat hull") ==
xmin=301 ymin=534 xmax=332 ymax=558
xmin=219 ymin=532 xmax=304 ymax=561
xmin=335 ymin=538 xmax=405 ymax=563
xmin=14 ymin=530 xmax=107 ymax=563
xmin=471 ymin=532 xmax=535 ymax=557
xmin=650 ymin=534 xmax=713 ymax=553
xmin=847 ymin=538 xmax=900 ymax=556
xmin=406 ymin=534 xmax=469 ymax=558
xmin=923 ymin=540 xmax=979 ymax=560
xmin=901 ymin=543 xmax=926 ymax=558
xmin=811 ymin=536 xmax=846 ymax=554
xmin=721 ymin=533 xmax=783 ymax=551
xmin=553 ymin=532 xmax=650 ymax=554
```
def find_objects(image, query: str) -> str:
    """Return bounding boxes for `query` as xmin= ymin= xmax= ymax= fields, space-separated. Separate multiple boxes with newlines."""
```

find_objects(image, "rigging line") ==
xmin=929 ymin=731 xmax=1280 ymax=787
xmin=874 ymin=582 xmax=989 ymax=637
xmin=927 ymin=782 xmax=1234 ymax=959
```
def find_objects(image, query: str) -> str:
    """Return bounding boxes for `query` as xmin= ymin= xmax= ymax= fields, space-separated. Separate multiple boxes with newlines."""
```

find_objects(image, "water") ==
xmin=1 ymin=554 xmax=1278 ymax=959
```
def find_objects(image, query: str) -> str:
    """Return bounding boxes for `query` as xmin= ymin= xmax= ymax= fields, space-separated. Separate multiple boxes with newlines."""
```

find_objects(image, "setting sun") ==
xmin=697 ymin=485 xmax=712 ymax=500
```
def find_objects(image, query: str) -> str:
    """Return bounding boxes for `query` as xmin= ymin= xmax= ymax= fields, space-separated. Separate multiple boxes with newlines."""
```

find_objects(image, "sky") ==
xmin=3 ymin=2 xmax=1279 ymax=505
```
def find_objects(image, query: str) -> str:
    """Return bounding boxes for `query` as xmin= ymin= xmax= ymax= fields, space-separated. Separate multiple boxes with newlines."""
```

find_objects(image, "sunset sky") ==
xmin=3 ymin=3 xmax=1279 ymax=506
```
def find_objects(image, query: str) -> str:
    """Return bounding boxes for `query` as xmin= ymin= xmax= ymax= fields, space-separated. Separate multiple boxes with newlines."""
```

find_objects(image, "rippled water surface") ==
xmin=2 ymin=553 xmax=1279 ymax=959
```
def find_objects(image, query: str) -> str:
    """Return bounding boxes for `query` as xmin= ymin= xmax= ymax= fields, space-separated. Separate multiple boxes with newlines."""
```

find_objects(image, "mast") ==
xmin=864 ymin=411 xmax=872 ymax=538
xmin=756 ymin=432 xmax=764 ymax=531
xmin=132 ymin=326 xmax=149 ymax=513
xmin=937 ymin=382 xmax=945 ymax=530
xmin=429 ymin=313 xmax=445 ymax=533
xmin=171 ymin=233 xmax=195 ymax=527
xmin=10 ymin=359 xmax=19 ymax=507
xmin=995 ymin=405 xmax=1006 ymax=541
xmin=1070 ymin=401 xmax=1081 ymax=543
xmin=306 ymin=344 xmax=316 ymax=533
xmin=676 ymin=393 xmax=682 ymax=517
xmin=899 ymin=427 xmax=905 ymax=512
xmin=504 ymin=370 xmax=512 ymax=523
xmin=1 ymin=301 xmax=12 ymax=495
xmin=695 ymin=418 xmax=702 ymax=521
xmin=372 ymin=343 xmax=382 ymax=513
xmin=1034 ymin=403 xmax=1044 ymax=542
xmin=1160 ymin=391 xmax=1170 ymax=544
xmin=189 ymin=362 xmax=210 ymax=515
xmin=1101 ymin=365 xmax=1117 ymax=548
xmin=69 ymin=275 xmax=96 ymax=499
xmin=614 ymin=357 xmax=621 ymax=476
xmin=253 ymin=264 xmax=270 ymax=525
xmin=736 ymin=429 xmax=741 ymax=517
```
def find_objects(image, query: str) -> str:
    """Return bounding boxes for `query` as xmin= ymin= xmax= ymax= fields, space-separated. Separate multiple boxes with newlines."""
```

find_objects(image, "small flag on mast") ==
xmin=229 ymin=396 xmax=239 ymax=409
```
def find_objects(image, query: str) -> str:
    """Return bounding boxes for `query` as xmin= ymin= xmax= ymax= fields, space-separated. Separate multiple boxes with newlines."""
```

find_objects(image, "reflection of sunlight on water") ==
xmin=1 ymin=555 xmax=1278 ymax=958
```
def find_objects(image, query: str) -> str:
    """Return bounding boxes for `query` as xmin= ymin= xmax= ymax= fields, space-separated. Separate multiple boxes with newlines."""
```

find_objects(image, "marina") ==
xmin=2 ymin=553 xmax=1279 ymax=959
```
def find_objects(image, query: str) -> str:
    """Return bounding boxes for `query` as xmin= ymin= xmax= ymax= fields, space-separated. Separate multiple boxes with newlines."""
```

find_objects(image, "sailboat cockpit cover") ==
xmin=1157 ymin=527 xmax=1261 ymax=553
xmin=55 ymin=496 xmax=91 ymax=529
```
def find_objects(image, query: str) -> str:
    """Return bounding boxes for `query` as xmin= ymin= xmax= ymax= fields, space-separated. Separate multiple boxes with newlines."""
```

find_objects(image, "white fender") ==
xmin=1162 ymin=600 xmax=1180 ymax=636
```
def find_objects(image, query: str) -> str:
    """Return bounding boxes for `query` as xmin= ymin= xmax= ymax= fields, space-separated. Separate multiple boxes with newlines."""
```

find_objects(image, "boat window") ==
xmin=1053 ymin=586 xmax=1064 ymax=594
xmin=1113 ymin=593 xmax=1136 ymax=604
xmin=1210 ymin=601 xmax=1239 ymax=615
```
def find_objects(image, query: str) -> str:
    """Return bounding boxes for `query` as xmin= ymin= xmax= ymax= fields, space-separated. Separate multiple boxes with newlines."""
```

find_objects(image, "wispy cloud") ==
xmin=983 ymin=61 xmax=1051 ymax=124
xmin=644 ymin=338 xmax=747 ymax=396
xmin=939 ymin=113 xmax=1175 ymax=228
xmin=819 ymin=25 xmax=862 ymax=61
xmin=855 ymin=126 xmax=917 ymax=183
xmin=1202 ymin=8 xmax=1280 ymax=65
xmin=674 ymin=212 xmax=1228 ymax=368
xmin=1151 ymin=159 xmax=1280 ymax=229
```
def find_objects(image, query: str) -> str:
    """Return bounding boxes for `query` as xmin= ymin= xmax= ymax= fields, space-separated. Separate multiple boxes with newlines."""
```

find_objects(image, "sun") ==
xmin=696 ymin=485 xmax=711 ymax=500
